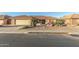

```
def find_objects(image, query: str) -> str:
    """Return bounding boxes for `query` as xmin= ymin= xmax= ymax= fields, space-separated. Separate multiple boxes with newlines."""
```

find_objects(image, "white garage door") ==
xmin=16 ymin=20 xmax=31 ymax=25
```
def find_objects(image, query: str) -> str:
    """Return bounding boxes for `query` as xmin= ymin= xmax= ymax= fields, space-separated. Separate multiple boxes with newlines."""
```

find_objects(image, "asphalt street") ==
xmin=0 ymin=33 xmax=79 ymax=47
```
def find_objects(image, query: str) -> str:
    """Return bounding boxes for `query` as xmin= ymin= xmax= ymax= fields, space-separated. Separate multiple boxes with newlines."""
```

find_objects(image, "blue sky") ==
xmin=0 ymin=12 xmax=79 ymax=18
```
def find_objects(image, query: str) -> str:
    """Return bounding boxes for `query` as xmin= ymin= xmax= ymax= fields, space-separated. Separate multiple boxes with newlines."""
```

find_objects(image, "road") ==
xmin=0 ymin=33 xmax=79 ymax=47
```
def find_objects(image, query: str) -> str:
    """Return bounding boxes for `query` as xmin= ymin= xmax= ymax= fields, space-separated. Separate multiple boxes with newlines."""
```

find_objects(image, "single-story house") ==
xmin=32 ymin=16 xmax=56 ymax=26
xmin=63 ymin=14 xmax=79 ymax=26
xmin=13 ymin=15 xmax=33 ymax=26
xmin=0 ymin=15 xmax=33 ymax=26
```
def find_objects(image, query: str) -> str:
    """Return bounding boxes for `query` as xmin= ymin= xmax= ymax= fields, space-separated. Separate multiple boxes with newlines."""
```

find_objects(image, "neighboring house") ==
xmin=63 ymin=14 xmax=79 ymax=26
xmin=0 ymin=15 xmax=12 ymax=25
xmin=13 ymin=15 xmax=33 ymax=26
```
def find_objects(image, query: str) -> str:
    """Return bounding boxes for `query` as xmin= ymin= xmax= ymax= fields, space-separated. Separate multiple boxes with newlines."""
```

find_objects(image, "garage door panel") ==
xmin=16 ymin=20 xmax=31 ymax=25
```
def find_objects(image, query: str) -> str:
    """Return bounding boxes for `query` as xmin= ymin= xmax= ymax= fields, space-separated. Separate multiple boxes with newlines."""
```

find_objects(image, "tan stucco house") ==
xmin=13 ymin=15 xmax=33 ymax=26
xmin=63 ymin=14 xmax=79 ymax=26
xmin=0 ymin=15 xmax=33 ymax=26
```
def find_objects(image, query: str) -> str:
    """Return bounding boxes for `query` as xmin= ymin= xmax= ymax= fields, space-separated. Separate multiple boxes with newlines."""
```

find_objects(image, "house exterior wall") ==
xmin=11 ymin=19 xmax=16 ymax=25
xmin=65 ymin=19 xmax=72 ymax=26
xmin=0 ymin=20 xmax=4 ymax=25
xmin=15 ymin=19 xmax=32 ymax=26
xmin=65 ymin=18 xmax=79 ymax=26
xmin=72 ymin=19 xmax=78 ymax=26
xmin=76 ymin=19 xmax=79 ymax=25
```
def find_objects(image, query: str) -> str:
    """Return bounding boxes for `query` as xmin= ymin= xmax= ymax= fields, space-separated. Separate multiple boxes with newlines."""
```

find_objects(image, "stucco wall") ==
xmin=65 ymin=19 xmax=71 ymax=25
xmin=0 ymin=20 xmax=4 ymax=25
xmin=16 ymin=20 xmax=32 ymax=26
xmin=11 ymin=19 xmax=16 ymax=25
xmin=72 ymin=19 xmax=77 ymax=26
xmin=65 ymin=19 xmax=70 ymax=24
xmin=65 ymin=19 xmax=79 ymax=26
xmin=76 ymin=19 xmax=79 ymax=25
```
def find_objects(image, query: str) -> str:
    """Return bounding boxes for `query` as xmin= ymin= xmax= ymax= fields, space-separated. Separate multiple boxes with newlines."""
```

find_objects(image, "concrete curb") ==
xmin=0 ymin=32 xmax=69 ymax=34
xmin=28 ymin=32 xmax=68 ymax=34
xmin=0 ymin=32 xmax=29 ymax=34
xmin=0 ymin=31 xmax=79 ymax=35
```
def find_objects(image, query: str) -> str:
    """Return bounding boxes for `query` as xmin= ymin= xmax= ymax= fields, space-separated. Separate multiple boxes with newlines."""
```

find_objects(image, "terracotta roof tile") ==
xmin=32 ymin=16 xmax=57 ymax=20
xmin=14 ymin=15 xmax=32 ymax=20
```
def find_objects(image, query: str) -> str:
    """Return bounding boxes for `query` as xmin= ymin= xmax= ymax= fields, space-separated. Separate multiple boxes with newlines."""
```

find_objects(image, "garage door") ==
xmin=16 ymin=20 xmax=31 ymax=25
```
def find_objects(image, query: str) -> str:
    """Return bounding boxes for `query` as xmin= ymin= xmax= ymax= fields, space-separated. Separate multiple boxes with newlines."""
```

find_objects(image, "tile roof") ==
xmin=32 ymin=16 xmax=57 ymax=20
xmin=14 ymin=15 xmax=33 ymax=20
xmin=63 ymin=14 xmax=79 ymax=19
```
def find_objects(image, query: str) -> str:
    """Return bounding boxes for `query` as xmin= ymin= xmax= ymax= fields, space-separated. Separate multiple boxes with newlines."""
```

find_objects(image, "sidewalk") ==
xmin=0 ymin=26 xmax=68 ymax=34
xmin=0 ymin=26 xmax=79 ymax=35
